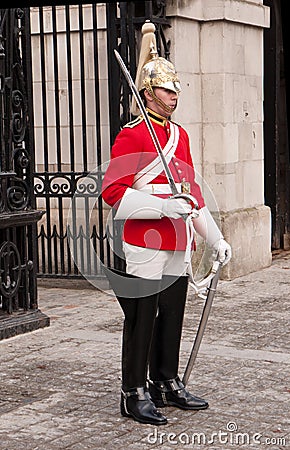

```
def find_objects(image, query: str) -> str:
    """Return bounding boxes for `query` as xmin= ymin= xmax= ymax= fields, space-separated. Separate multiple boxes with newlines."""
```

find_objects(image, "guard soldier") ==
xmin=102 ymin=21 xmax=231 ymax=425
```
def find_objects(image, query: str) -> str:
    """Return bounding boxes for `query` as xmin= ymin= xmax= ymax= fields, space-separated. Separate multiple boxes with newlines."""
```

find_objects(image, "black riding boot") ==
xmin=149 ymin=275 xmax=209 ymax=411
xmin=105 ymin=268 xmax=167 ymax=425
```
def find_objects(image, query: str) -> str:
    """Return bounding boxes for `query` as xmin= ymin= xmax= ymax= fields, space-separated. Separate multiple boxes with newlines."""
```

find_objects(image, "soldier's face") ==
xmin=144 ymin=87 xmax=178 ymax=117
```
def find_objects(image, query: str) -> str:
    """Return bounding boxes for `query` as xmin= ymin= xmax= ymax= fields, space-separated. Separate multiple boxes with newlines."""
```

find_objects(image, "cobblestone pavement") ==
xmin=0 ymin=252 xmax=289 ymax=450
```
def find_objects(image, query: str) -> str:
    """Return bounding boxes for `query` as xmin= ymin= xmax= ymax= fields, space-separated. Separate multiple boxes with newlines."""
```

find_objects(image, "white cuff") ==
xmin=192 ymin=206 xmax=223 ymax=247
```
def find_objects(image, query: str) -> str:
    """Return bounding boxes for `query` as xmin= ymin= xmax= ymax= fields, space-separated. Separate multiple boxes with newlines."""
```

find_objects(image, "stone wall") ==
xmin=167 ymin=0 xmax=271 ymax=279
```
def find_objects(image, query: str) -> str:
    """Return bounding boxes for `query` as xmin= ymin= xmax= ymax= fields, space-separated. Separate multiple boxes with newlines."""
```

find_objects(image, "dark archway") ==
xmin=264 ymin=0 xmax=290 ymax=250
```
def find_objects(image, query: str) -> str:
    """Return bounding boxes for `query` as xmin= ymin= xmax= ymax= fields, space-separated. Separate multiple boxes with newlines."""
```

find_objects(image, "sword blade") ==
xmin=114 ymin=49 xmax=178 ymax=196
xmin=182 ymin=260 xmax=222 ymax=386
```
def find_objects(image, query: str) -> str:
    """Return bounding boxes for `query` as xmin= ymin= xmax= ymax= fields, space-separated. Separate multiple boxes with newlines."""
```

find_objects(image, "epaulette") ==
xmin=123 ymin=115 xmax=144 ymax=128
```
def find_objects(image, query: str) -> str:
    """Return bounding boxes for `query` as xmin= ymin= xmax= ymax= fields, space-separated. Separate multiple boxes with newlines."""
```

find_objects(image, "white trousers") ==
xmin=123 ymin=242 xmax=190 ymax=280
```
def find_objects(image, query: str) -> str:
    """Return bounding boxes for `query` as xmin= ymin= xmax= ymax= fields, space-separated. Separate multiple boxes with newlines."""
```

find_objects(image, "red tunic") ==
xmin=102 ymin=111 xmax=205 ymax=251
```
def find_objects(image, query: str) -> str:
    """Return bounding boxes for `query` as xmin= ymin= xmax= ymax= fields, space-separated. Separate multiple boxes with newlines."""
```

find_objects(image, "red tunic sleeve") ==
xmin=102 ymin=126 xmax=144 ymax=208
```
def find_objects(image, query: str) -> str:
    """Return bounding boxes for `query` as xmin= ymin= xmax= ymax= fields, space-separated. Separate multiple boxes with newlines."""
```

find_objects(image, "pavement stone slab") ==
xmin=0 ymin=252 xmax=289 ymax=449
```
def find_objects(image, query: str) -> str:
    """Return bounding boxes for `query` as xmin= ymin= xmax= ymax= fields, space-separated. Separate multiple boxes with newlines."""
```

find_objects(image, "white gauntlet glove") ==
xmin=212 ymin=238 xmax=232 ymax=266
xmin=192 ymin=206 xmax=232 ymax=266
xmin=161 ymin=197 xmax=192 ymax=219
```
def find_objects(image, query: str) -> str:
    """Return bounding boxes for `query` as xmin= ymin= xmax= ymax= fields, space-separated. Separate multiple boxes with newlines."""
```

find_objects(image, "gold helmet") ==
xmin=141 ymin=57 xmax=181 ymax=94
xmin=131 ymin=20 xmax=181 ymax=116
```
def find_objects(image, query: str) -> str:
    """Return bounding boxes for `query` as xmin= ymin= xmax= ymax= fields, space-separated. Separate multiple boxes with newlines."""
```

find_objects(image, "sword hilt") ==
xmin=172 ymin=193 xmax=199 ymax=219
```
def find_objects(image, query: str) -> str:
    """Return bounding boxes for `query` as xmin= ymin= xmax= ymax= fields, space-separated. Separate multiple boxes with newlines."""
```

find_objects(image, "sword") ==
xmin=182 ymin=259 xmax=222 ymax=386
xmin=114 ymin=49 xmax=180 ymax=197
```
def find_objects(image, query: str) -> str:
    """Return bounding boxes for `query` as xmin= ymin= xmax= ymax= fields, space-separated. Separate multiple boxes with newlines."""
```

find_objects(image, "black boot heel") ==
xmin=120 ymin=387 xmax=167 ymax=425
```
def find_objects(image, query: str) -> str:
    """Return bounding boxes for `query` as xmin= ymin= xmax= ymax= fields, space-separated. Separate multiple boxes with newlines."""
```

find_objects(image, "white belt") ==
xmin=138 ymin=183 xmax=182 ymax=195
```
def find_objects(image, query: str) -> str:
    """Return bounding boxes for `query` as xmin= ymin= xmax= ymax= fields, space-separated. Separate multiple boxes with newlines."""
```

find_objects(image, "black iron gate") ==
xmin=32 ymin=3 xmax=108 ymax=280
xmin=0 ymin=8 xmax=49 ymax=338
xmin=32 ymin=1 xmax=171 ymax=280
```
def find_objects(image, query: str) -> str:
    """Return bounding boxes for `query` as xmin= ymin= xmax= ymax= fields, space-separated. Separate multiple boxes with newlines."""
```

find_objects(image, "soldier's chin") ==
xmin=160 ymin=103 xmax=177 ymax=116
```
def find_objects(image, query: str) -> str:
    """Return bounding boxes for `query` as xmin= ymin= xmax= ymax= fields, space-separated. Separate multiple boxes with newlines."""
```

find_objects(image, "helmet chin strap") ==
xmin=145 ymin=84 xmax=177 ymax=116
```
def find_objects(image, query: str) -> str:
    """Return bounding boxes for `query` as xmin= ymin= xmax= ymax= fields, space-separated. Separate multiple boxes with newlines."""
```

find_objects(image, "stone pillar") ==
xmin=167 ymin=0 xmax=271 ymax=279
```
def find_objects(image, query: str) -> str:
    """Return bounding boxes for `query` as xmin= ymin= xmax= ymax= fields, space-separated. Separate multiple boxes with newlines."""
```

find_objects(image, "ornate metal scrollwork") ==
xmin=0 ymin=9 xmax=45 ymax=323
xmin=33 ymin=176 xmax=45 ymax=195
xmin=13 ymin=147 xmax=30 ymax=170
xmin=7 ymin=177 xmax=29 ymax=210
xmin=75 ymin=174 xmax=100 ymax=196
xmin=34 ymin=174 xmax=73 ymax=196
xmin=0 ymin=8 xmax=31 ymax=214
xmin=50 ymin=175 xmax=72 ymax=195
xmin=33 ymin=173 xmax=101 ymax=197
xmin=12 ymin=89 xmax=28 ymax=144
xmin=0 ymin=241 xmax=21 ymax=300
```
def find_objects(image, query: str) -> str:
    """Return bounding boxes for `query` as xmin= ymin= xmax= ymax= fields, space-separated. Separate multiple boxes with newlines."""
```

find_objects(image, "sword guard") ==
xmin=172 ymin=193 xmax=199 ymax=217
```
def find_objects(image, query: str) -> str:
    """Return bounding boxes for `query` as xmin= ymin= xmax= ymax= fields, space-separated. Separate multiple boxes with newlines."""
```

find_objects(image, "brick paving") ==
xmin=0 ymin=251 xmax=289 ymax=449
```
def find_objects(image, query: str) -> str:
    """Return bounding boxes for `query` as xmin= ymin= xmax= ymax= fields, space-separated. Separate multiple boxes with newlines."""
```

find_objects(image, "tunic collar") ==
xmin=146 ymin=108 xmax=169 ymax=126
